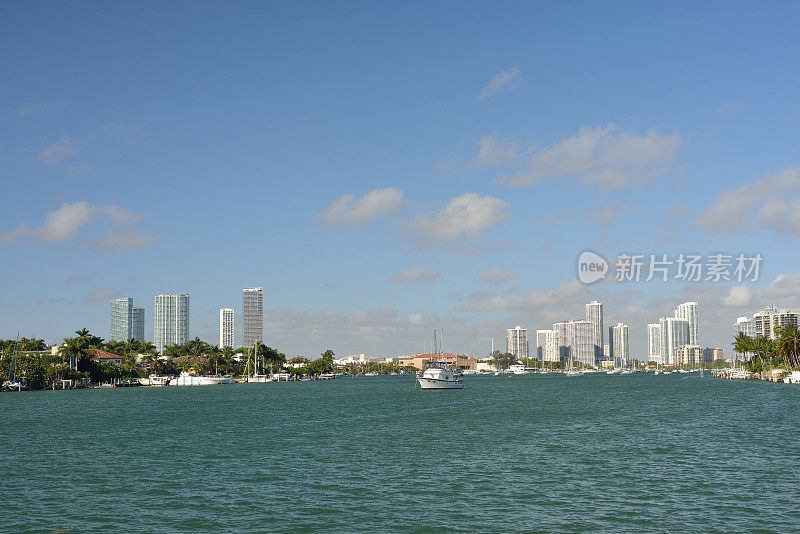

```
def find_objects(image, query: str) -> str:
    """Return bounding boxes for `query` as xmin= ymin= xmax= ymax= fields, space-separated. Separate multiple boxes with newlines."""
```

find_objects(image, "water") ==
xmin=2 ymin=374 xmax=799 ymax=533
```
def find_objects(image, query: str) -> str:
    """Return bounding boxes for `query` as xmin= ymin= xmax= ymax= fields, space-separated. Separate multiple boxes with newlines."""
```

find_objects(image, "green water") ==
xmin=2 ymin=374 xmax=799 ymax=533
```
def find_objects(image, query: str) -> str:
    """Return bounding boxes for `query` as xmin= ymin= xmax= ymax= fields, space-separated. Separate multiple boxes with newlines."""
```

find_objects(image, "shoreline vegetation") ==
xmin=3 ymin=325 xmax=800 ymax=391
xmin=0 ymin=329 xmax=421 ymax=390
xmin=733 ymin=324 xmax=800 ymax=372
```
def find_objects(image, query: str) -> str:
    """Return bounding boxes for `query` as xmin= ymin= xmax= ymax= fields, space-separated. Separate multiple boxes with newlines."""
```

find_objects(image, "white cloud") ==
xmin=585 ymin=204 xmax=631 ymax=229
xmin=478 ymin=266 xmax=517 ymax=284
xmin=761 ymin=273 xmax=800 ymax=298
xmin=472 ymin=134 xmax=520 ymax=168
xmin=260 ymin=306 xmax=476 ymax=357
xmin=696 ymin=168 xmax=800 ymax=238
xmin=388 ymin=266 xmax=442 ymax=284
xmin=406 ymin=313 xmax=424 ymax=325
xmin=499 ymin=124 xmax=682 ymax=190
xmin=405 ymin=193 xmax=509 ymax=241
xmin=38 ymin=136 xmax=75 ymax=166
xmin=316 ymin=188 xmax=403 ymax=227
xmin=0 ymin=201 xmax=159 ymax=252
xmin=722 ymin=285 xmax=754 ymax=307
xmin=460 ymin=279 xmax=588 ymax=312
xmin=478 ymin=65 xmax=522 ymax=100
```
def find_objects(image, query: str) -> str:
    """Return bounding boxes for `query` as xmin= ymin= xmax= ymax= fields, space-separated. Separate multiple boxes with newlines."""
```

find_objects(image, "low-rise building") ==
xmin=398 ymin=353 xmax=477 ymax=371
xmin=87 ymin=348 xmax=123 ymax=366
xmin=333 ymin=354 xmax=384 ymax=366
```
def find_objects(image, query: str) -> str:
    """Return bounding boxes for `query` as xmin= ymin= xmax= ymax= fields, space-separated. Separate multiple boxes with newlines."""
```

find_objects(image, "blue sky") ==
xmin=2 ymin=1 xmax=800 ymax=358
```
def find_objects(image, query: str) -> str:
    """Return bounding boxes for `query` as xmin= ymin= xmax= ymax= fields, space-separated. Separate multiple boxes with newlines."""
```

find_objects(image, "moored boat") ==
xmin=417 ymin=362 xmax=464 ymax=389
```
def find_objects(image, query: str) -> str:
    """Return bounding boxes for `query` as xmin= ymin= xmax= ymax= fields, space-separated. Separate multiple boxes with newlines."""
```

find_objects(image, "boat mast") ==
xmin=473 ymin=317 xmax=477 ymax=359
xmin=8 ymin=332 xmax=19 ymax=383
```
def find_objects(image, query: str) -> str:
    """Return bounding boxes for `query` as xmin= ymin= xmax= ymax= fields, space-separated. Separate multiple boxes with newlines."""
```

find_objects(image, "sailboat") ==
xmin=564 ymin=351 xmax=583 ymax=377
xmin=3 ymin=333 xmax=25 ymax=391
xmin=247 ymin=341 xmax=271 ymax=382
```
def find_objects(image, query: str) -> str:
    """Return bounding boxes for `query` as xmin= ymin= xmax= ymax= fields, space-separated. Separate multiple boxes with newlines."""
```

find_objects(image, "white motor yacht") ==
xmin=417 ymin=362 xmax=464 ymax=389
xmin=171 ymin=371 xmax=235 ymax=386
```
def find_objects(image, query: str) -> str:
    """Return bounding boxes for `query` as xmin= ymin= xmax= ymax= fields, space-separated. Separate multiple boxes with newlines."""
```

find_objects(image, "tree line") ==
xmin=733 ymin=323 xmax=800 ymax=373
xmin=0 ymin=328 xmax=341 ymax=389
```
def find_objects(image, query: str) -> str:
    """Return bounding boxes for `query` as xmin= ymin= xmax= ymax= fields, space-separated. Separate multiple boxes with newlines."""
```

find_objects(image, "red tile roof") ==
xmin=87 ymin=348 xmax=122 ymax=360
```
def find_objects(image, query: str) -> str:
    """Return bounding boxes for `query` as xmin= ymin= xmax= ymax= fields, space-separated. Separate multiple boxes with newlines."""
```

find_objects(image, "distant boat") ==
xmin=171 ymin=371 xmax=235 ymax=386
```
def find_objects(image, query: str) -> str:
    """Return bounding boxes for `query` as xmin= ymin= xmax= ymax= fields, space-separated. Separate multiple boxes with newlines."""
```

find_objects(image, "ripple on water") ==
xmin=1 ymin=375 xmax=799 ymax=533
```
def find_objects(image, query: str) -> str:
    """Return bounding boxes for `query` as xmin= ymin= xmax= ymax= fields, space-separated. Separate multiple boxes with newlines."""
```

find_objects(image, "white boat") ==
xmin=171 ymin=371 xmax=235 ymax=386
xmin=565 ymin=369 xmax=583 ymax=377
xmin=138 ymin=375 xmax=171 ymax=386
xmin=417 ymin=362 xmax=464 ymax=389
xmin=248 ymin=374 xmax=271 ymax=383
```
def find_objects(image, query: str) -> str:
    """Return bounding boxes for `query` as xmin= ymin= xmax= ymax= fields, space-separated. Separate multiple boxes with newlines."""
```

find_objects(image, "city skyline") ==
xmin=3 ymin=3 xmax=800 ymax=359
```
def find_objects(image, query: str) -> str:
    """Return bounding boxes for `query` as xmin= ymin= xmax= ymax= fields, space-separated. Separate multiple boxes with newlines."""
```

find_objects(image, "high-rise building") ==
xmin=536 ymin=329 xmax=560 ymax=362
xmin=110 ymin=297 xmax=133 ymax=342
xmin=659 ymin=316 xmax=689 ymax=365
xmin=553 ymin=320 xmax=594 ymax=367
xmin=219 ymin=308 xmax=234 ymax=349
xmin=675 ymin=302 xmax=699 ymax=346
xmin=611 ymin=323 xmax=629 ymax=366
xmin=242 ymin=287 xmax=264 ymax=349
xmin=154 ymin=293 xmax=189 ymax=354
xmin=586 ymin=300 xmax=604 ymax=363
xmin=752 ymin=306 xmax=798 ymax=339
xmin=735 ymin=316 xmax=755 ymax=337
xmin=506 ymin=326 xmax=528 ymax=359
xmin=132 ymin=307 xmax=145 ymax=343
xmin=647 ymin=323 xmax=661 ymax=363
xmin=111 ymin=297 xmax=145 ymax=343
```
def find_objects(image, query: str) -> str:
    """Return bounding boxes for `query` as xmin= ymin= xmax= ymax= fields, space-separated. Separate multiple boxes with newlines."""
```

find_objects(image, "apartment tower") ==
xmin=242 ymin=287 xmax=264 ymax=349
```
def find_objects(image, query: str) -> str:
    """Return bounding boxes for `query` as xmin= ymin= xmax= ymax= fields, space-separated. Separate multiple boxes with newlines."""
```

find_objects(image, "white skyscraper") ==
xmin=536 ymin=329 xmax=560 ymax=363
xmin=131 ymin=307 xmax=145 ymax=343
xmin=675 ymin=302 xmax=699 ymax=346
xmin=735 ymin=316 xmax=755 ymax=337
xmin=242 ymin=287 xmax=264 ymax=348
xmin=553 ymin=320 xmax=594 ymax=367
xmin=611 ymin=323 xmax=629 ymax=366
xmin=219 ymin=308 xmax=234 ymax=349
xmin=110 ymin=297 xmax=133 ymax=342
xmin=154 ymin=293 xmax=189 ymax=354
xmin=506 ymin=326 xmax=528 ymax=359
xmin=111 ymin=297 xmax=145 ymax=343
xmin=659 ymin=316 xmax=689 ymax=365
xmin=585 ymin=300 xmax=604 ymax=363
xmin=647 ymin=323 xmax=662 ymax=363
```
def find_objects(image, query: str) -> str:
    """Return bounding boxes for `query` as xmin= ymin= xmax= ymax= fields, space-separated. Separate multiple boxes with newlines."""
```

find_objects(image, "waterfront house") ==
xmin=87 ymin=348 xmax=123 ymax=366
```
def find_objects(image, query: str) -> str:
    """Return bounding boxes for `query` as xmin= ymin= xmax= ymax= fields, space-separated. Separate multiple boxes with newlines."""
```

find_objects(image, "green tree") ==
xmin=490 ymin=350 xmax=517 ymax=371
xmin=775 ymin=324 xmax=800 ymax=368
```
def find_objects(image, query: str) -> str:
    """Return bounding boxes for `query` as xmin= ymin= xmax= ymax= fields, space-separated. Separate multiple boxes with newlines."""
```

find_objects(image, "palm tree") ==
xmin=776 ymin=324 xmax=800 ymax=368
xmin=207 ymin=345 xmax=222 ymax=375
xmin=59 ymin=334 xmax=91 ymax=371
xmin=142 ymin=352 xmax=162 ymax=375
xmin=732 ymin=331 xmax=754 ymax=361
